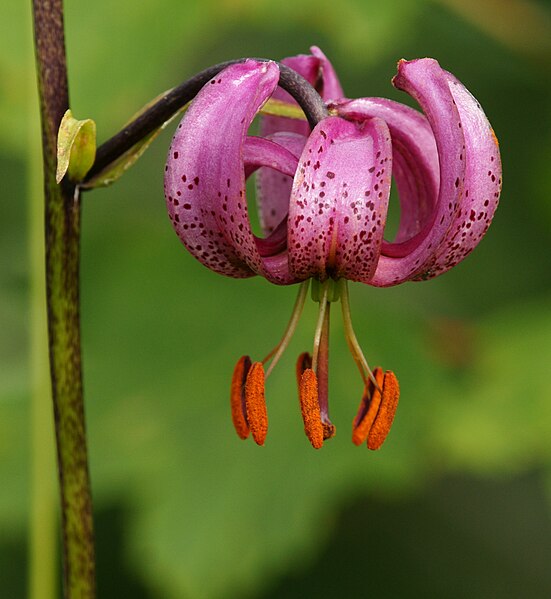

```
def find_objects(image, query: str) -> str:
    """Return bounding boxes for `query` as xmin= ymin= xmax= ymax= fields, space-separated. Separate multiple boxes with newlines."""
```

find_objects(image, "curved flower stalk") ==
xmin=164 ymin=50 xmax=501 ymax=450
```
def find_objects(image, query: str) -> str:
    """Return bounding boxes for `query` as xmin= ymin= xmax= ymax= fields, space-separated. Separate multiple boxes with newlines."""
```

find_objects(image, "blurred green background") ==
xmin=2 ymin=0 xmax=551 ymax=597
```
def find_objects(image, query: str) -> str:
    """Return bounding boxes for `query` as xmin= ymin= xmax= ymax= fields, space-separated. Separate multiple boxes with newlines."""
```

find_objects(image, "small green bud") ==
xmin=56 ymin=110 xmax=97 ymax=184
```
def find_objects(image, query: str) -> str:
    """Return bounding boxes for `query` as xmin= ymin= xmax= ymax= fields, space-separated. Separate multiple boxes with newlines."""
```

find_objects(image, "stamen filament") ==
xmin=264 ymin=280 xmax=310 ymax=378
xmin=317 ymin=303 xmax=336 ymax=440
xmin=339 ymin=279 xmax=380 ymax=391
xmin=295 ymin=352 xmax=312 ymax=388
xmin=311 ymin=281 xmax=329 ymax=373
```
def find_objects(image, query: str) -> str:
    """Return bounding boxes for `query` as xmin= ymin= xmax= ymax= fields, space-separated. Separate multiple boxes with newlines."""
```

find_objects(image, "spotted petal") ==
xmin=333 ymin=97 xmax=439 ymax=250
xmin=261 ymin=45 xmax=344 ymax=139
xmin=165 ymin=60 xmax=302 ymax=284
xmin=417 ymin=70 xmax=501 ymax=279
xmin=334 ymin=58 xmax=501 ymax=286
xmin=257 ymin=47 xmax=344 ymax=236
xmin=288 ymin=116 xmax=392 ymax=282
xmin=253 ymin=132 xmax=306 ymax=237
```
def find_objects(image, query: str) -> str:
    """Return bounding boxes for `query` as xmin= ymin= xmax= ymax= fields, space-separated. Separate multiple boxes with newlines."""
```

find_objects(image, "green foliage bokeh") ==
xmin=2 ymin=0 xmax=551 ymax=597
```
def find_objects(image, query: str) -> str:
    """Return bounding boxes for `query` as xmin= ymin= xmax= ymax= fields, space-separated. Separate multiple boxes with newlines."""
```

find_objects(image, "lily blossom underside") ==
xmin=165 ymin=49 xmax=501 ymax=288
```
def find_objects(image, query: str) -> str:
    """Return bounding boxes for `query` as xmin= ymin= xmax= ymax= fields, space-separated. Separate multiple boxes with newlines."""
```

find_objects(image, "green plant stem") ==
xmin=32 ymin=0 xmax=96 ymax=597
xmin=28 ymin=50 xmax=58 ymax=599
xmin=339 ymin=280 xmax=379 ymax=390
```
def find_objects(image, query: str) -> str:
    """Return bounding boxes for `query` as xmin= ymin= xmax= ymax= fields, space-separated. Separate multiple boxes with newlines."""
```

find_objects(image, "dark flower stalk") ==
xmin=87 ymin=60 xmax=328 ymax=181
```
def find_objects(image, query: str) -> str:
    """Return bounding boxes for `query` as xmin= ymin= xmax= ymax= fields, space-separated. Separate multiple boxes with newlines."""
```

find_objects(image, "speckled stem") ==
xmin=87 ymin=59 xmax=329 ymax=180
xmin=32 ymin=1 xmax=96 ymax=597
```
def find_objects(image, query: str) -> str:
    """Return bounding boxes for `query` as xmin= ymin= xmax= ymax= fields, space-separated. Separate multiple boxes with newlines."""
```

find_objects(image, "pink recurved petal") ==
xmin=310 ymin=46 xmax=344 ymax=101
xmin=261 ymin=46 xmax=344 ymax=138
xmin=243 ymin=135 xmax=299 ymax=259
xmin=288 ymin=116 xmax=392 ymax=282
xmin=258 ymin=47 xmax=344 ymax=235
xmin=254 ymin=132 xmax=306 ymax=236
xmin=366 ymin=58 xmax=467 ymax=286
xmin=165 ymin=60 xmax=279 ymax=278
xmin=334 ymin=61 xmax=501 ymax=286
xmin=165 ymin=60 xmax=301 ymax=284
xmin=260 ymin=53 xmax=319 ymax=140
xmin=411 ymin=71 xmax=502 ymax=279
xmin=236 ymin=135 xmax=304 ymax=284
xmin=243 ymin=134 xmax=301 ymax=178
xmin=333 ymin=97 xmax=440 ymax=251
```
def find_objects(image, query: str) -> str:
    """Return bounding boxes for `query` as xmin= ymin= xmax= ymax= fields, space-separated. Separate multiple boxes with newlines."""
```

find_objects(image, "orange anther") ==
xmin=367 ymin=371 xmax=400 ymax=450
xmin=351 ymin=367 xmax=384 ymax=446
xmin=245 ymin=361 xmax=268 ymax=446
xmin=352 ymin=367 xmax=384 ymax=445
xmin=230 ymin=355 xmax=251 ymax=440
xmin=299 ymin=368 xmax=324 ymax=449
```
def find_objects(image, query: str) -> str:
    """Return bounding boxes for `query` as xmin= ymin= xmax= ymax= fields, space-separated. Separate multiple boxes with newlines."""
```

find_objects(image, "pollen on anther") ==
xmin=299 ymin=368 xmax=324 ymax=449
xmin=367 ymin=371 xmax=400 ymax=450
xmin=230 ymin=356 xmax=251 ymax=440
xmin=245 ymin=362 xmax=268 ymax=446
xmin=352 ymin=367 xmax=384 ymax=446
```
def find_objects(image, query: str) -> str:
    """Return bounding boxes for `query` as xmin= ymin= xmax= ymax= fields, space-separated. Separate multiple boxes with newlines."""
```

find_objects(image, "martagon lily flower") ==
xmin=164 ymin=48 xmax=501 ymax=450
